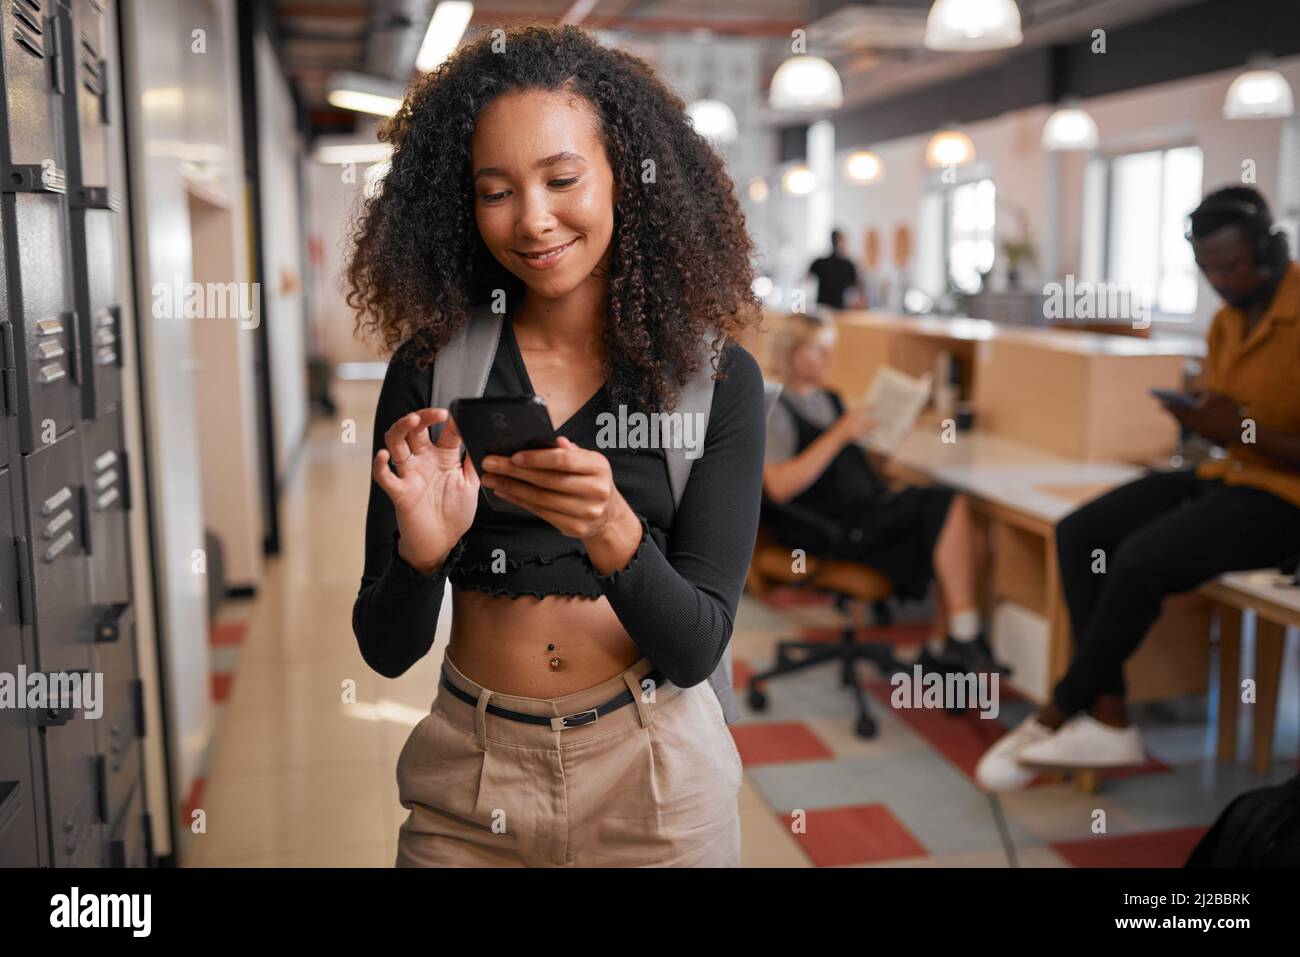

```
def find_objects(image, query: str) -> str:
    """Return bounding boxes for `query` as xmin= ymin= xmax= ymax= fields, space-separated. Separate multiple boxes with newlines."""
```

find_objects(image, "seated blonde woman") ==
xmin=761 ymin=312 xmax=1009 ymax=676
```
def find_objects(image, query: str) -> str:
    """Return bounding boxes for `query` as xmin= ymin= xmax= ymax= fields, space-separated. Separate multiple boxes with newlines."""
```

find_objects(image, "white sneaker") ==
xmin=1016 ymin=714 xmax=1145 ymax=769
xmin=974 ymin=716 xmax=1055 ymax=792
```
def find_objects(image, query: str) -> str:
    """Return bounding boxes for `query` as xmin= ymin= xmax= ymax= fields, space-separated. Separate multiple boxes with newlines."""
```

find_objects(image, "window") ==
xmin=1095 ymin=145 xmax=1203 ymax=316
xmin=945 ymin=178 xmax=996 ymax=294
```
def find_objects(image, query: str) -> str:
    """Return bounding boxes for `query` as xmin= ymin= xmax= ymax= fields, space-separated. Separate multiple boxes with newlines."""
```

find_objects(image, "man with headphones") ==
xmin=976 ymin=185 xmax=1300 ymax=791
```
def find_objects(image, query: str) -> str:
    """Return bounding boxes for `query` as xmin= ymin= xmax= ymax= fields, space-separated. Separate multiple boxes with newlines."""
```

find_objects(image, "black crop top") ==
xmin=351 ymin=314 xmax=767 ymax=689
xmin=450 ymin=316 xmax=676 ymax=598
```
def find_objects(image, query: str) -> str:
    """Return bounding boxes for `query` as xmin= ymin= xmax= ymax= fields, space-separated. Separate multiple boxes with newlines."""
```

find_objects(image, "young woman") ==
xmin=348 ymin=25 xmax=766 ymax=867
xmin=762 ymin=312 xmax=1009 ymax=676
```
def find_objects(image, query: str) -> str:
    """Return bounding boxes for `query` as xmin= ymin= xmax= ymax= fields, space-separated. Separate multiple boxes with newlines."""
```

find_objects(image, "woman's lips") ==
xmin=515 ymin=237 xmax=577 ymax=270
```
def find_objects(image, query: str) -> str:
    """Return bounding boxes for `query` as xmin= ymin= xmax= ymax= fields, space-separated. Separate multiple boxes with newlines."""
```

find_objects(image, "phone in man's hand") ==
xmin=449 ymin=395 xmax=558 ymax=514
xmin=1151 ymin=388 xmax=1200 ymax=412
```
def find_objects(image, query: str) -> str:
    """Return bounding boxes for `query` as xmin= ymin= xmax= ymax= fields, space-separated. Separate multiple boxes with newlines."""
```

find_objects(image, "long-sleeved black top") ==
xmin=351 ymin=316 xmax=766 ymax=689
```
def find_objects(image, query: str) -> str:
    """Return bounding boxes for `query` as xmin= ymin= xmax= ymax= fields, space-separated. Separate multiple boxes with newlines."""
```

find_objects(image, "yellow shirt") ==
xmin=1196 ymin=261 xmax=1300 ymax=508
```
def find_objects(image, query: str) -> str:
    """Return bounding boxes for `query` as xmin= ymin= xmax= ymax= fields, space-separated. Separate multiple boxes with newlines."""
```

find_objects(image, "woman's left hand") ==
xmin=480 ymin=436 xmax=636 ymax=543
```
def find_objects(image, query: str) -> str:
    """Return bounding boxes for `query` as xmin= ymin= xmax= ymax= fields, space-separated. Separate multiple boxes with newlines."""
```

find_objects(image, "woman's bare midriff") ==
xmin=446 ymin=588 xmax=643 ymax=698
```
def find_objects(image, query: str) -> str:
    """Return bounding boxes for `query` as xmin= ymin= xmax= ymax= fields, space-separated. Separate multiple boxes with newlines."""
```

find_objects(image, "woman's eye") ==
xmin=550 ymin=177 xmax=580 ymax=188
xmin=481 ymin=190 xmax=508 ymax=202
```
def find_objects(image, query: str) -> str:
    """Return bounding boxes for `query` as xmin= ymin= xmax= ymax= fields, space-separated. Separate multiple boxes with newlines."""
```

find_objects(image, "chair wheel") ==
xmin=856 ymin=715 xmax=877 ymax=738
xmin=748 ymin=688 xmax=768 ymax=711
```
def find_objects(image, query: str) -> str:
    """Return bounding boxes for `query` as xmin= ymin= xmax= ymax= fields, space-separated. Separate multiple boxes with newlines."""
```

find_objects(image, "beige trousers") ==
xmin=395 ymin=655 xmax=743 ymax=867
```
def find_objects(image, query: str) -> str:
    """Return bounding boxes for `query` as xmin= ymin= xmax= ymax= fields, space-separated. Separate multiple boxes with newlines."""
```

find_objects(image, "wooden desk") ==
xmin=1200 ymin=571 xmax=1300 ymax=772
xmin=885 ymin=425 xmax=1213 ymax=706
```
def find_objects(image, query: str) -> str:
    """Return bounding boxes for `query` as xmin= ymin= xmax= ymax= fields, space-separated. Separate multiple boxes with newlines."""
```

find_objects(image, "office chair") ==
xmin=745 ymin=498 xmax=902 ymax=738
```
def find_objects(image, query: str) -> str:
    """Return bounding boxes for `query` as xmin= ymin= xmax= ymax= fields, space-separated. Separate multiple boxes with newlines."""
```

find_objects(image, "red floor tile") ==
xmin=759 ymin=587 xmax=832 ymax=610
xmin=211 ymin=672 xmax=234 ymax=703
xmin=1051 ymin=826 xmax=1209 ymax=868
xmin=798 ymin=621 xmax=933 ymax=646
xmin=182 ymin=776 xmax=207 ymax=822
xmin=210 ymin=621 xmax=247 ymax=647
xmin=730 ymin=721 xmax=834 ymax=766
xmin=786 ymin=803 xmax=928 ymax=866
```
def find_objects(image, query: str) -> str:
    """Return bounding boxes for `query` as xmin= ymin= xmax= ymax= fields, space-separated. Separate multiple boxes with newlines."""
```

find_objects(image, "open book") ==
xmin=854 ymin=366 xmax=933 ymax=453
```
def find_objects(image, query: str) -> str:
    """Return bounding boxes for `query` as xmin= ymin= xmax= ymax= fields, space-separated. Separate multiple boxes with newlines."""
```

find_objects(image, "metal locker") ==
xmin=57 ymin=0 xmax=119 ymax=419
xmin=17 ymin=428 xmax=101 ymax=866
xmin=1 ymin=193 xmax=79 ymax=453
xmin=106 ymin=780 xmax=149 ymax=867
xmin=2 ymin=0 xmax=78 ymax=453
xmin=66 ymin=0 xmax=109 ymax=188
xmin=0 ymin=464 xmax=45 ymax=867
xmin=82 ymin=409 xmax=139 ymax=828
xmin=0 ymin=0 xmax=66 ymax=169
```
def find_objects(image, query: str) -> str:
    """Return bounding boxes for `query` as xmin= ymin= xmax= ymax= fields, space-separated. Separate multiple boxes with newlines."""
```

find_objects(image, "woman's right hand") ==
xmin=372 ymin=408 xmax=479 ymax=574
xmin=831 ymin=403 xmax=876 ymax=447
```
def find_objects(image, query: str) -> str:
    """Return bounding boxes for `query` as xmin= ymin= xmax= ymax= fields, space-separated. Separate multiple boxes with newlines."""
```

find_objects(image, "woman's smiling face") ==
xmin=471 ymin=88 xmax=617 ymax=301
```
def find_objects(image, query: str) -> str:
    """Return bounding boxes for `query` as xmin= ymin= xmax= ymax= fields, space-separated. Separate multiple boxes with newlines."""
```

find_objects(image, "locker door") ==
xmin=2 ymin=0 xmax=78 ymax=453
xmin=19 ymin=429 xmax=100 ymax=866
xmin=0 ymin=465 xmax=43 ymax=866
xmin=83 ymin=409 xmax=139 ymax=828
xmin=59 ymin=0 xmax=119 ymax=418
xmin=69 ymin=0 xmax=108 ymax=189
xmin=0 ymin=0 xmax=65 ymax=168
xmin=2 ymin=193 xmax=78 ymax=452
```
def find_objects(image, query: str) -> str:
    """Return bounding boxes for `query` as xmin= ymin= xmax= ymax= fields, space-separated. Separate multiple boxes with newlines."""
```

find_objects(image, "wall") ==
xmin=750 ymin=54 xmax=1300 ymax=335
xmin=254 ymin=32 xmax=308 ymax=488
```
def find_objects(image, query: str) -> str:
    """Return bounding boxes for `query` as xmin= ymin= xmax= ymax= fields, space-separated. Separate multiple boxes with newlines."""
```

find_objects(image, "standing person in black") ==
xmin=347 ymin=26 xmax=767 ymax=866
xmin=807 ymin=229 xmax=866 ymax=309
xmin=762 ymin=312 xmax=1010 ymax=676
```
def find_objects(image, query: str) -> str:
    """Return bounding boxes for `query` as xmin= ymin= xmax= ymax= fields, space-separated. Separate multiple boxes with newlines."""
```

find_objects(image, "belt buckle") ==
xmin=551 ymin=708 xmax=599 ymax=731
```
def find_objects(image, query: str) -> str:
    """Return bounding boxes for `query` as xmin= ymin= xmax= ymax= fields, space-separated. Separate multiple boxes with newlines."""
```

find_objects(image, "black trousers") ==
xmin=1051 ymin=468 xmax=1300 ymax=716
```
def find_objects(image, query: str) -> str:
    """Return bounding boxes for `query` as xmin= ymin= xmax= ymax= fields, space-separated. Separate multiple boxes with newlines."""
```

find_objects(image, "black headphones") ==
xmin=1186 ymin=195 xmax=1290 ymax=274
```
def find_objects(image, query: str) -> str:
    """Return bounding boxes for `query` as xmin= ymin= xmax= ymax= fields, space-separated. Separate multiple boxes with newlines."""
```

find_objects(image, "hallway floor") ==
xmin=181 ymin=377 xmax=1300 ymax=867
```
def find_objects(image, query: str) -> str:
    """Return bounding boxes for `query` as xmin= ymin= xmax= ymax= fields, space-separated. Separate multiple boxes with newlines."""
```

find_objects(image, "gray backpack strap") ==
xmin=664 ymin=334 xmax=744 ymax=724
xmin=428 ymin=305 xmax=504 ymax=444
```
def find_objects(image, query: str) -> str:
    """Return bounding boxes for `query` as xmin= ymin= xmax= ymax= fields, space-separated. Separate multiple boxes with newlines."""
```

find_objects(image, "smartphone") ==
xmin=449 ymin=395 xmax=558 ymax=514
xmin=1150 ymin=388 xmax=1200 ymax=411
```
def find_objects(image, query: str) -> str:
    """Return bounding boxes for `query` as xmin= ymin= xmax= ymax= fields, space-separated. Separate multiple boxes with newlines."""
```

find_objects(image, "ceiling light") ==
xmin=782 ymin=165 xmax=816 ymax=195
xmin=924 ymin=0 xmax=1023 ymax=52
xmin=845 ymin=150 xmax=884 ymax=183
xmin=748 ymin=177 xmax=769 ymax=202
xmin=327 ymin=72 xmax=405 ymax=117
xmin=925 ymin=129 xmax=975 ymax=167
xmin=686 ymin=99 xmax=739 ymax=143
xmin=1223 ymin=68 xmax=1295 ymax=119
xmin=1042 ymin=105 xmax=1099 ymax=150
xmin=769 ymin=56 xmax=843 ymax=111
xmin=313 ymin=143 xmax=393 ymax=165
xmin=415 ymin=2 xmax=474 ymax=73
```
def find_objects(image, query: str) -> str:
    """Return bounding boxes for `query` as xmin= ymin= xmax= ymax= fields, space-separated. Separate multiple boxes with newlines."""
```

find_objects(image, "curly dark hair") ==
xmin=345 ymin=23 xmax=761 ymax=410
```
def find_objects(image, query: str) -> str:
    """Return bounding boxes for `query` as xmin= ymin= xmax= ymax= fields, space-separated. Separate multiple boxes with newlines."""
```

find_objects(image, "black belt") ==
xmin=439 ymin=668 xmax=667 ymax=730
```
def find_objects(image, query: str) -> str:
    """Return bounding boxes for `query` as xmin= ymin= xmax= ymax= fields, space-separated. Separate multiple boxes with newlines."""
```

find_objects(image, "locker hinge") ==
xmin=66 ymin=310 xmax=82 ymax=386
xmin=78 ymin=485 xmax=93 ymax=555
xmin=13 ymin=537 xmax=33 ymax=627
xmin=132 ymin=679 xmax=146 ymax=739
xmin=68 ymin=186 xmax=120 ymax=211
xmin=1 ymin=163 xmax=66 ymax=194
xmin=47 ymin=13 xmax=64 ymax=97
xmin=94 ymin=755 xmax=108 ymax=823
xmin=119 ymin=447 xmax=132 ymax=512
xmin=0 ymin=320 xmax=15 ymax=416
